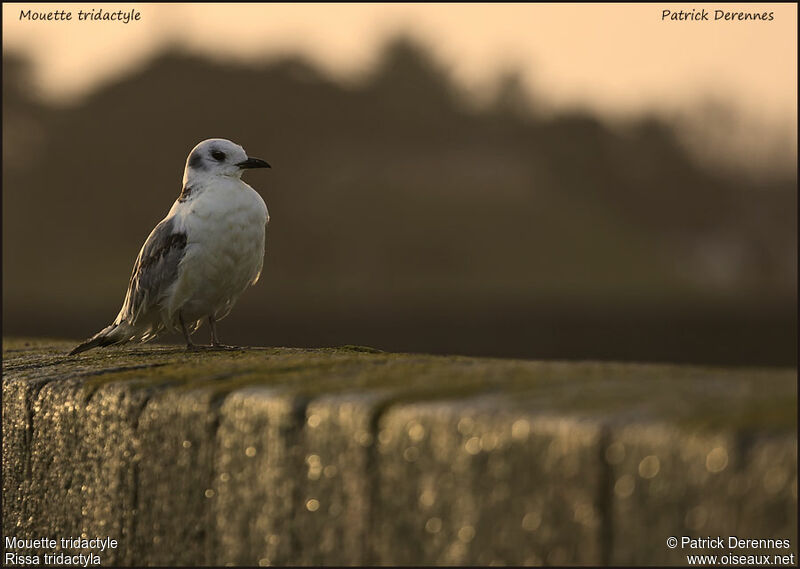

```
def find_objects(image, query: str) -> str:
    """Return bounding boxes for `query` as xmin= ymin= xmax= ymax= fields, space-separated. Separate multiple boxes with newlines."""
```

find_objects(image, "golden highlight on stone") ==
xmin=614 ymin=474 xmax=635 ymax=498
xmin=705 ymin=447 xmax=728 ymax=473
xmin=763 ymin=467 xmax=789 ymax=494
xmin=465 ymin=437 xmax=481 ymax=455
xmin=419 ymin=489 xmax=436 ymax=508
xmin=458 ymin=525 xmax=476 ymax=542
xmin=408 ymin=421 xmax=426 ymax=442
xmin=684 ymin=505 xmax=708 ymax=530
xmin=403 ymin=446 xmax=419 ymax=462
xmin=457 ymin=417 xmax=474 ymax=435
xmin=521 ymin=511 xmax=541 ymax=531
xmin=425 ymin=517 xmax=443 ymax=533
xmin=638 ymin=455 xmax=660 ymax=479
xmin=511 ymin=418 xmax=530 ymax=441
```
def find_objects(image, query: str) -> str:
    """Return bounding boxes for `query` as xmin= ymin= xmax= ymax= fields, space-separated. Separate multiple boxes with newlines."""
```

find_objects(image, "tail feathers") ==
xmin=69 ymin=324 xmax=130 ymax=356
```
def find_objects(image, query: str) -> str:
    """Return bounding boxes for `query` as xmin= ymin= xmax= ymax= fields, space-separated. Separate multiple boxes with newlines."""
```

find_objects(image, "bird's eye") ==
xmin=211 ymin=150 xmax=226 ymax=161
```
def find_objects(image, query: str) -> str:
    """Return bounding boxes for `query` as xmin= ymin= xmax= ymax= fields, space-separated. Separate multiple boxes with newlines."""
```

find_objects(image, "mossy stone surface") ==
xmin=2 ymin=338 xmax=797 ymax=565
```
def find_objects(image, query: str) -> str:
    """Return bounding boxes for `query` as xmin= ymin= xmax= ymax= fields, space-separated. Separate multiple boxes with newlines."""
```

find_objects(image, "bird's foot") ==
xmin=211 ymin=343 xmax=243 ymax=351
xmin=186 ymin=343 xmax=213 ymax=352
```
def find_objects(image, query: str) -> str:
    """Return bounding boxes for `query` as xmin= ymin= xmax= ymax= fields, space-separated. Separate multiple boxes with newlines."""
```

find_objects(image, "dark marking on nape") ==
xmin=178 ymin=185 xmax=194 ymax=202
xmin=188 ymin=151 xmax=206 ymax=170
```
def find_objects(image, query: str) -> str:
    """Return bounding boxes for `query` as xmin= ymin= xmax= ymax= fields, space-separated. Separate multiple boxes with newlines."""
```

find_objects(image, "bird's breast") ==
xmin=175 ymin=186 xmax=268 ymax=315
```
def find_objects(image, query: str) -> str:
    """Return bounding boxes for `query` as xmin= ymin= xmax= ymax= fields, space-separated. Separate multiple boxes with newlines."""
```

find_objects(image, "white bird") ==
xmin=70 ymin=138 xmax=271 ymax=355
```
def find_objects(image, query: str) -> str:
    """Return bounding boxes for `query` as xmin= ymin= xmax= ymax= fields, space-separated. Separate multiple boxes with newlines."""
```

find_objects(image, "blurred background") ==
xmin=3 ymin=4 xmax=797 ymax=366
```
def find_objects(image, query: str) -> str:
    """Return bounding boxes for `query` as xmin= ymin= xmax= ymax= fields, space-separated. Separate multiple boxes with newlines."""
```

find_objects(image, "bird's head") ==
xmin=183 ymin=138 xmax=270 ymax=186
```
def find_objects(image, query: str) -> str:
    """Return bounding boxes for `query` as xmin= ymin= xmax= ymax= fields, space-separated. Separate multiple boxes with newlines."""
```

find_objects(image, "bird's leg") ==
xmin=180 ymin=311 xmax=202 ymax=351
xmin=208 ymin=315 xmax=221 ymax=346
xmin=209 ymin=315 xmax=240 ymax=350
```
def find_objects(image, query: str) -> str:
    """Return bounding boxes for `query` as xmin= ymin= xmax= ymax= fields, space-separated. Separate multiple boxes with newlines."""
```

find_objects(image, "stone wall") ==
xmin=2 ymin=339 xmax=797 ymax=565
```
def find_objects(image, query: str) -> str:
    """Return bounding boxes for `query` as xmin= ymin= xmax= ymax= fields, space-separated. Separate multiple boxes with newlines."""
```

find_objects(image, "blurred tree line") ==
xmin=3 ymin=37 xmax=796 ymax=365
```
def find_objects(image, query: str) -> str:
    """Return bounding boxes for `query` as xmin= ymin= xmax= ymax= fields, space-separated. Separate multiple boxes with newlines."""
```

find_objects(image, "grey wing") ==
xmin=116 ymin=216 xmax=187 ymax=325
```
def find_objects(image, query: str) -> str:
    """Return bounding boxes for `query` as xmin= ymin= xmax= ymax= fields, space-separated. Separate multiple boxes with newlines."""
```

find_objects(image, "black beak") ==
xmin=236 ymin=157 xmax=271 ymax=169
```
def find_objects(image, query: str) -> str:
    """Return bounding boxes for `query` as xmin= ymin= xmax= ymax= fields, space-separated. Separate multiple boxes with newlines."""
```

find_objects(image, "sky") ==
xmin=3 ymin=3 xmax=797 ymax=172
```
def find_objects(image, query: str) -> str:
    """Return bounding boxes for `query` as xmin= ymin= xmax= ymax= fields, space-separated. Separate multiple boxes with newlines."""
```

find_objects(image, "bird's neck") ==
xmin=183 ymin=169 xmax=243 ymax=187
xmin=180 ymin=173 xmax=244 ymax=201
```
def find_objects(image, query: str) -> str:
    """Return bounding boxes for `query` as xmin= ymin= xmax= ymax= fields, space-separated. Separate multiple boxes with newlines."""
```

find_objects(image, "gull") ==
xmin=69 ymin=138 xmax=271 ymax=355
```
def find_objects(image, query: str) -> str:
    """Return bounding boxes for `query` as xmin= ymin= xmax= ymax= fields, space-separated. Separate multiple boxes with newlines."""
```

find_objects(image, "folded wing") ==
xmin=116 ymin=215 xmax=187 ymax=327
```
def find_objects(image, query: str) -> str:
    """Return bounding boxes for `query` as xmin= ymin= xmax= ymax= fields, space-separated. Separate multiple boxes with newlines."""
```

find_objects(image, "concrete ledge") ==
xmin=2 ymin=338 xmax=797 ymax=566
